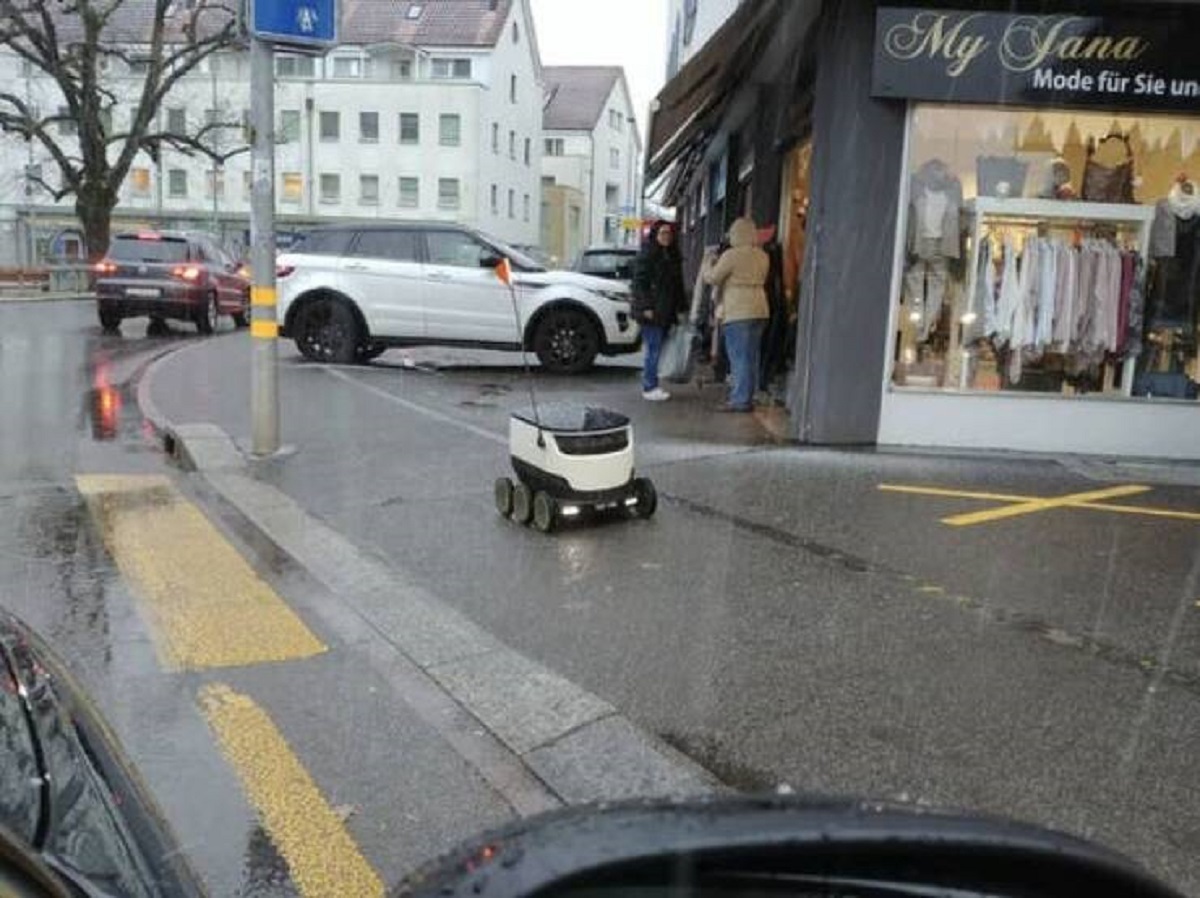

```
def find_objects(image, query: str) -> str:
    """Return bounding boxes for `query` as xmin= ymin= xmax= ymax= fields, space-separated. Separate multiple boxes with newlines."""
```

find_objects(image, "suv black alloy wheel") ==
xmin=534 ymin=308 xmax=600 ymax=374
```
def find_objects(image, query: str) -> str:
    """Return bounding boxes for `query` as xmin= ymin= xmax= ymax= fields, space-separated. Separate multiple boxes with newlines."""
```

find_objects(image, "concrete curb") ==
xmin=135 ymin=348 xmax=723 ymax=812
xmin=0 ymin=293 xmax=94 ymax=303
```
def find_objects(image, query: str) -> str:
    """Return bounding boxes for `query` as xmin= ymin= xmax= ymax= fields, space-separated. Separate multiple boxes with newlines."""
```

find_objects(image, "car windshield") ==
xmin=1 ymin=2 xmax=1198 ymax=898
xmin=478 ymin=231 xmax=547 ymax=272
xmin=108 ymin=235 xmax=190 ymax=263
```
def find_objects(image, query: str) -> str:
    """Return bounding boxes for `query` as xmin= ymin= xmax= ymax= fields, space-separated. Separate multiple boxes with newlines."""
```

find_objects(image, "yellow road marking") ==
xmin=199 ymin=684 xmax=385 ymax=898
xmin=77 ymin=475 xmax=325 ymax=670
xmin=251 ymin=320 xmax=279 ymax=339
xmin=880 ymin=482 xmax=1200 ymax=527
xmin=251 ymin=286 xmax=277 ymax=307
xmin=879 ymin=484 xmax=1035 ymax=503
xmin=940 ymin=485 xmax=1151 ymax=527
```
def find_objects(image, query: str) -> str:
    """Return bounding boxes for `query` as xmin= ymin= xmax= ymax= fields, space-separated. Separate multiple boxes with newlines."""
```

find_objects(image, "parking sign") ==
xmin=251 ymin=0 xmax=338 ymax=51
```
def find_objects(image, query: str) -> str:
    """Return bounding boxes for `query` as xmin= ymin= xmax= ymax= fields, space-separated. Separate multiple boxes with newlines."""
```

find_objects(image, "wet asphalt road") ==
xmin=4 ymin=301 xmax=1200 ymax=895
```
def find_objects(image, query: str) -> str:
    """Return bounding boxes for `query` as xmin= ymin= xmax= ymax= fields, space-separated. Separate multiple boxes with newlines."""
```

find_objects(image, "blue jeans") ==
xmin=642 ymin=324 xmax=666 ymax=392
xmin=723 ymin=319 xmax=766 ymax=409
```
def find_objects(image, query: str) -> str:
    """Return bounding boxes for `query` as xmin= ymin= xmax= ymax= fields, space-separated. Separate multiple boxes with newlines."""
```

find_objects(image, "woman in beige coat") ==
xmin=702 ymin=217 xmax=770 ymax=412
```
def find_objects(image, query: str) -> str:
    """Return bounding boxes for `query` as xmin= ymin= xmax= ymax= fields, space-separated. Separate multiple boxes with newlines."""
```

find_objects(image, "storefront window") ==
xmin=892 ymin=104 xmax=1199 ymax=401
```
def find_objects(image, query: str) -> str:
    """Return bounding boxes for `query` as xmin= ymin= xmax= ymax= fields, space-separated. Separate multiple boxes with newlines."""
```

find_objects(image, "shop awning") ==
xmin=645 ymin=0 xmax=785 ymax=185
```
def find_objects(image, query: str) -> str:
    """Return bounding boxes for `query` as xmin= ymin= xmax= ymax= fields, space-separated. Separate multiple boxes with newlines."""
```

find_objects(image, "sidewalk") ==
xmin=0 ymin=290 xmax=94 ymax=302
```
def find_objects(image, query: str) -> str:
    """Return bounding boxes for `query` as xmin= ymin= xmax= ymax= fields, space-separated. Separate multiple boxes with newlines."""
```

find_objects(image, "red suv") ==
xmin=95 ymin=231 xmax=250 ymax=334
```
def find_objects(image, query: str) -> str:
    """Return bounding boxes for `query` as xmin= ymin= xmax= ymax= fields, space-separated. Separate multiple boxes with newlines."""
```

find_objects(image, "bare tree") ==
xmin=0 ymin=0 xmax=245 ymax=260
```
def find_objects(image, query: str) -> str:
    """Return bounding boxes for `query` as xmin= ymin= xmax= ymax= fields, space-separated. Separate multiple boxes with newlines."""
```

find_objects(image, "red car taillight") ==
xmin=93 ymin=259 xmax=117 ymax=275
xmin=276 ymin=264 xmax=295 ymax=278
xmin=171 ymin=265 xmax=203 ymax=282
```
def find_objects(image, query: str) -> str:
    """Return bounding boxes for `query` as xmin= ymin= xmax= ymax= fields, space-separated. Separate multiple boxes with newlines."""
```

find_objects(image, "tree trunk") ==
xmin=76 ymin=185 xmax=116 ymax=263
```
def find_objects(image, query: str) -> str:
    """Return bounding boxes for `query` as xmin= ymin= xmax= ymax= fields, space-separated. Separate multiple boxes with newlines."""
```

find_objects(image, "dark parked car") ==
xmin=0 ymin=610 xmax=205 ymax=897
xmin=574 ymin=246 xmax=638 ymax=282
xmin=95 ymin=231 xmax=250 ymax=334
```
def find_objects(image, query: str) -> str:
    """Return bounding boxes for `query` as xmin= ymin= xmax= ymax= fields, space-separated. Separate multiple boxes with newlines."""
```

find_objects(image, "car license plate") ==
xmin=125 ymin=287 xmax=160 ymax=298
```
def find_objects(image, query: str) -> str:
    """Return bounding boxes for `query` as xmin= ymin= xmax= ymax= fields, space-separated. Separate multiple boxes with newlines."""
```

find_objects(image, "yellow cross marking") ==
xmin=878 ymin=483 xmax=1200 ymax=527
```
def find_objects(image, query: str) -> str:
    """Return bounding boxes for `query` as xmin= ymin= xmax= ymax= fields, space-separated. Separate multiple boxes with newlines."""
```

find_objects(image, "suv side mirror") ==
xmin=479 ymin=253 xmax=504 ymax=269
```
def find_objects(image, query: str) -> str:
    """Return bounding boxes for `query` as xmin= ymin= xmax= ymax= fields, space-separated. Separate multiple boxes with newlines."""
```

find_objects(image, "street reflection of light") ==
xmin=91 ymin=360 xmax=122 ymax=440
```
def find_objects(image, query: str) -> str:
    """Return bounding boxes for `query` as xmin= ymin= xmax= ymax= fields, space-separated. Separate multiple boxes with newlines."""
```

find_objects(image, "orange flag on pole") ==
xmin=494 ymin=256 xmax=513 ymax=286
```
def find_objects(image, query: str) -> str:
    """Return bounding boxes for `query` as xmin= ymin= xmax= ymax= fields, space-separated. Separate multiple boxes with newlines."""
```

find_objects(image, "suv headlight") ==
xmin=598 ymin=289 xmax=630 ymax=304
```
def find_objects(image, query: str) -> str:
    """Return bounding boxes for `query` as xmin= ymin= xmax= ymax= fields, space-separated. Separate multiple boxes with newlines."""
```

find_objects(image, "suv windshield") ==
xmin=108 ymin=235 xmax=190 ymax=263
xmin=477 ymin=232 xmax=547 ymax=272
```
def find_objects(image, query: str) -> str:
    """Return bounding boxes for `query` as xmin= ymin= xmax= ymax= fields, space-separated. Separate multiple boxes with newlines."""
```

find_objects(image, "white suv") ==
xmin=276 ymin=223 xmax=640 ymax=373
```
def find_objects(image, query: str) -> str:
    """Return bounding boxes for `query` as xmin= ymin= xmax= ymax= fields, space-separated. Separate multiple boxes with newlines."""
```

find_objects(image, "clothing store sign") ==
xmin=871 ymin=7 xmax=1200 ymax=113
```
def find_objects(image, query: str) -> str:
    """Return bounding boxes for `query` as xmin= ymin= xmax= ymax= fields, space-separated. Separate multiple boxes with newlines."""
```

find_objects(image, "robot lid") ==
xmin=511 ymin=403 xmax=630 ymax=434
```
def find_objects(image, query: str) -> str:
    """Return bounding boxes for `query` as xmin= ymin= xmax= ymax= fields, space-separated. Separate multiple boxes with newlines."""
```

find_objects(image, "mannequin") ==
xmin=905 ymin=159 xmax=963 ymax=341
xmin=1148 ymin=175 xmax=1200 ymax=328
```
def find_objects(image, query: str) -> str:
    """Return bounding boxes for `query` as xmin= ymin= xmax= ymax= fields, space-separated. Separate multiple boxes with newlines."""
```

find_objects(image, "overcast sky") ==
xmin=528 ymin=0 xmax=669 ymax=144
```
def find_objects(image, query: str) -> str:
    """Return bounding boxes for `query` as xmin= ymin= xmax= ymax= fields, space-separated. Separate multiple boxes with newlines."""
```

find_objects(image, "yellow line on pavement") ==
xmin=940 ymin=485 xmax=1152 ymax=527
xmin=199 ymin=684 xmax=384 ymax=898
xmin=77 ymin=475 xmax=325 ymax=670
xmin=1077 ymin=502 xmax=1200 ymax=522
xmin=878 ymin=484 xmax=1036 ymax=503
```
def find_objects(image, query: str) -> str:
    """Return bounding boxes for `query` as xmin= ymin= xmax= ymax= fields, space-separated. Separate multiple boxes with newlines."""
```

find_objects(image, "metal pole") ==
xmin=250 ymin=36 xmax=279 ymax=455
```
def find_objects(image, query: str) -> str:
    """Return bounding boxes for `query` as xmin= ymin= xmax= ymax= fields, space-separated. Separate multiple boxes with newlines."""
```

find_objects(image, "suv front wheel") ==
xmin=533 ymin=307 xmax=600 ymax=374
xmin=295 ymin=296 xmax=362 ymax=364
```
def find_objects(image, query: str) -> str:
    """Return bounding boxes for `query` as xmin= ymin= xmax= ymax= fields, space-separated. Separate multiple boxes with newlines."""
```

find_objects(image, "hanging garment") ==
xmin=1053 ymin=242 xmax=1078 ymax=348
xmin=1035 ymin=237 xmax=1058 ymax=348
xmin=1073 ymin=242 xmax=1101 ymax=350
xmin=1013 ymin=237 xmax=1040 ymax=349
xmin=966 ymin=234 xmax=994 ymax=343
xmin=1126 ymin=255 xmax=1146 ymax=355
xmin=1102 ymin=244 xmax=1124 ymax=353
xmin=1116 ymin=251 xmax=1135 ymax=354
xmin=995 ymin=235 xmax=1021 ymax=345
xmin=904 ymin=257 xmax=948 ymax=341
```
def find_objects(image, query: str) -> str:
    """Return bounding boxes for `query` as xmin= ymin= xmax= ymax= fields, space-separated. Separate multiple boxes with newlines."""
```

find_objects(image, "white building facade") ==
xmin=664 ymin=0 xmax=744 ymax=79
xmin=0 ymin=0 xmax=544 ymax=265
xmin=541 ymin=67 xmax=642 ymax=255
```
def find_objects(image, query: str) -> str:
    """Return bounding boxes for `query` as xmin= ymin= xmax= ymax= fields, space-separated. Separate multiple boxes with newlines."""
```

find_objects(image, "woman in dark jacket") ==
xmin=631 ymin=221 xmax=688 ymax=401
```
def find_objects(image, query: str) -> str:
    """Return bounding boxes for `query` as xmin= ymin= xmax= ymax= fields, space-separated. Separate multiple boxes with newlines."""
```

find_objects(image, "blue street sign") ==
xmin=251 ymin=0 xmax=338 ymax=50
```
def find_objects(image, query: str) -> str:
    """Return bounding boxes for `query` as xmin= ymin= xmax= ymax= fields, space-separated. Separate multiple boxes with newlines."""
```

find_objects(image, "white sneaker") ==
xmin=642 ymin=387 xmax=671 ymax=401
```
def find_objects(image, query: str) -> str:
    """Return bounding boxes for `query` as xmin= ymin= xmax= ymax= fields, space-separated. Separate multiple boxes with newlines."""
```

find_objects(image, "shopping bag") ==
xmin=658 ymin=323 xmax=697 ymax=383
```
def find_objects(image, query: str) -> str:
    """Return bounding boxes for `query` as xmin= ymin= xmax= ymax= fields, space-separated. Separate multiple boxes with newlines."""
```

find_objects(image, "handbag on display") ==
xmin=1081 ymin=134 xmax=1136 ymax=203
xmin=976 ymin=156 xmax=1029 ymax=198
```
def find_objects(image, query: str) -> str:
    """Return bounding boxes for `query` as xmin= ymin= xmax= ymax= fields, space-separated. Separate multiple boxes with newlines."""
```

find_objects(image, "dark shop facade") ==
xmin=647 ymin=0 xmax=1200 ymax=459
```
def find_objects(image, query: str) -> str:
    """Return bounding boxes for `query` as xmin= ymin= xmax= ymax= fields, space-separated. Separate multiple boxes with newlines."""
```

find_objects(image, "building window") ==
xmin=523 ymin=193 xmax=530 ymax=222
xmin=275 ymin=55 xmax=315 ymax=78
xmin=513 ymin=20 xmax=519 ymax=42
xmin=508 ymin=189 xmax=515 ymax=219
xmin=168 ymin=169 xmax=187 ymax=198
xmin=406 ymin=3 xmax=423 ymax=19
xmin=437 ymin=178 xmax=460 ymax=210
xmin=492 ymin=123 xmax=499 ymax=154
xmin=319 ymin=173 xmax=340 ymax=203
xmin=610 ymin=147 xmax=620 ymax=169
xmin=130 ymin=167 xmax=151 ymax=197
xmin=282 ymin=172 xmax=303 ymax=203
xmin=439 ymin=114 xmax=461 ymax=146
xmin=524 ymin=137 xmax=531 ymax=166
xmin=359 ymin=174 xmax=379 ymax=205
xmin=129 ymin=58 xmax=151 ymax=76
xmin=392 ymin=58 xmax=413 ymax=80
xmin=545 ymin=137 xmax=564 ymax=157
xmin=319 ymin=110 xmax=339 ymax=141
xmin=399 ymin=113 xmax=420 ymax=144
xmin=431 ymin=58 xmax=471 ymax=80
xmin=490 ymin=184 xmax=498 ymax=214
xmin=682 ymin=0 xmax=698 ymax=46
xmin=510 ymin=74 xmax=517 ymax=103
xmin=610 ymin=109 xmax=623 ymax=131
xmin=398 ymin=176 xmax=420 ymax=208
xmin=541 ymin=175 xmax=556 ymax=187
xmin=243 ymin=171 xmax=253 ymax=199
xmin=889 ymin=102 xmax=1200 ymax=399
xmin=280 ymin=109 xmax=301 ymax=143
xmin=332 ymin=57 xmax=364 ymax=78
xmin=359 ymin=111 xmax=379 ymax=142
xmin=206 ymin=168 xmax=224 ymax=199
xmin=508 ymin=130 xmax=516 ymax=159
xmin=58 ymin=106 xmax=77 ymax=135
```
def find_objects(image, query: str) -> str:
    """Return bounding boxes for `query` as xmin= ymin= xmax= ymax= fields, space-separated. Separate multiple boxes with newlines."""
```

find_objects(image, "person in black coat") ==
xmin=631 ymin=221 xmax=688 ymax=401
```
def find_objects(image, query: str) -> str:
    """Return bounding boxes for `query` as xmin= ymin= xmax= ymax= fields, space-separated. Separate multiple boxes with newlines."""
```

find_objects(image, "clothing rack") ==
xmin=960 ymin=197 xmax=1156 ymax=395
